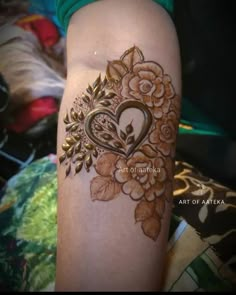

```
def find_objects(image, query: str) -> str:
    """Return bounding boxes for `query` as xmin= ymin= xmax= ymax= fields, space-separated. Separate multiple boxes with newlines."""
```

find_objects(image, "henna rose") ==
xmin=114 ymin=151 xmax=167 ymax=201
xmin=121 ymin=62 xmax=175 ymax=118
xmin=149 ymin=111 xmax=178 ymax=157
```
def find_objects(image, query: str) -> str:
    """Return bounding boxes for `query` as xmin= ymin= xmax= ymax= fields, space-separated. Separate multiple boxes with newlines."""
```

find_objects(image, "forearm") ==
xmin=56 ymin=0 xmax=181 ymax=291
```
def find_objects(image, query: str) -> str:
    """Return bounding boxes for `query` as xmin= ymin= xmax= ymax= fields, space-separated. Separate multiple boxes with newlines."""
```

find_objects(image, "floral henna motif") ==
xmin=121 ymin=62 xmax=175 ymax=119
xmin=114 ymin=151 xmax=166 ymax=201
xmin=60 ymin=46 xmax=180 ymax=241
xmin=149 ymin=111 xmax=178 ymax=157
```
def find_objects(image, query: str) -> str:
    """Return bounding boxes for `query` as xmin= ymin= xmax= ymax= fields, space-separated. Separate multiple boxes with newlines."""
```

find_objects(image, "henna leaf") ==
xmin=71 ymin=124 xmax=79 ymax=132
xmin=96 ymin=90 xmax=106 ymax=101
xmin=93 ymin=149 xmax=98 ymax=158
xmin=78 ymin=111 xmax=84 ymax=121
xmin=66 ymin=164 xmax=71 ymax=177
xmin=105 ymin=92 xmax=116 ymax=99
xmin=66 ymin=137 xmax=76 ymax=145
xmin=62 ymin=143 xmax=71 ymax=151
xmin=101 ymin=133 xmax=113 ymax=141
xmin=94 ymin=152 xmax=118 ymax=176
xmin=75 ymin=153 xmax=84 ymax=161
xmin=70 ymin=108 xmax=79 ymax=121
xmin=93 ymin=74 xmax=101 ymax=89
xmin=141 ymin=216 xmax=161 ymax=241
xmin=63 ymin=113 xmax=69 ymax=124
xmin=90 ymin=176 xmax=121 ymax=201
xmin=93 ymin=84 xmax=101 ymax=99
xmin=107 ymin=122 xmax=117 ymax=133
xmin=65 ymin=122 xmax=76 ymax=132
xmin=74 ymin=142 xmax=81 ymax=153
xmin=94 ymin=124 xmax=103 ymax=131
xmin=127 ymin=135 xmax=135 ymax=145
xmin=75 ymin=162 xmax=83 ymax=174
xmin=106 ymin=60 xmax=128 ymax=82
xmin=100 ymin=100 xmax=111 ymax=107
xmin=102 ymin=76 xmax=108 ymax=88
xmin=85 ymin=154 xmax=93 ymax=170
xmin=121 ymin=46 xmax=144 ymax=71
xmin=59 ymin=153 xmax=66 ymax=164
xmin=113 ymin=141 xmax=123 ymax=149
xmin=73 ymin=133 xmax=81 ymax=141
xmin=120 ymin=130 xmax=127 ymax=141
xmin=66 ymin=146 xmax=74 ymax=158
xmin=84 ymin=143 xmax=94 ymax=150
xmin=82 ymin=94 xmax=90 ymax=104
xmin=135 ymin=200 xmax=155 ymax=222
xmin=86 ymin=85 xmax=93 ymax=95
xmin=126 ymin=122 xmax=133 ymax=134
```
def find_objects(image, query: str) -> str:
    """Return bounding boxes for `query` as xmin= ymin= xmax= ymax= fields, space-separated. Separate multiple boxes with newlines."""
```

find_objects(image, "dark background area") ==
xmin=174 ymin=0 xmax=236 ymax=189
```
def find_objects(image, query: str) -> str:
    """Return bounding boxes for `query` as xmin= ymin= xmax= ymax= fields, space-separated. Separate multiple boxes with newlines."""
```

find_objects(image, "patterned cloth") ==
xmin=0 ymin=155 xmax=235 ymax=291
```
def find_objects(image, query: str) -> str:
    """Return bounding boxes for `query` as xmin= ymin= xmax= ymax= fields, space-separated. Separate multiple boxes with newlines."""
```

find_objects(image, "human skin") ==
xmin=56 ymin=0 xmax=181 ymax=291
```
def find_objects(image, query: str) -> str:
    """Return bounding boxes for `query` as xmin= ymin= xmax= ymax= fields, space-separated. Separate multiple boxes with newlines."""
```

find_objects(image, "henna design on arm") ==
xmin=60 ymin=46 xmax=180 ymax=241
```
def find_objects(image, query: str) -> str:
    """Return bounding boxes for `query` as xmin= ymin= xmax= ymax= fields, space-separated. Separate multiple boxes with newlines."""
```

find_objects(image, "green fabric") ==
xmin=56 ymin=0 xmax=97 ymax=32
xmin=0 ymin=156 xmax=57 ymax=291
xmin=56 ymin=0 xmax=174 ymax=32
xmin=155 ymin=0 xmax=174 ymax=13
xmin=179 ymin=119 xmax=225 ymax=136
xmin=179 ymin=97 xmax=226 ymax=136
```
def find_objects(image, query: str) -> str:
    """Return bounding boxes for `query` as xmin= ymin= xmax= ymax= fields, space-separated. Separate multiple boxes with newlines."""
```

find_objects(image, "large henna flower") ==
xmin=114 ymin=151 xmax=167 ymax=201
xmin=149 ymin=111 xmax=178 ymax=157
xmin=121 ymin=62 xmax=175 ymax=118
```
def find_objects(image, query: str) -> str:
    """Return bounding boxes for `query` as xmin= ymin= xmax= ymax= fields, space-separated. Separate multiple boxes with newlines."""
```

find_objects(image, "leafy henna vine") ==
xmin=60 ymin=46 xmax=180 ymax=241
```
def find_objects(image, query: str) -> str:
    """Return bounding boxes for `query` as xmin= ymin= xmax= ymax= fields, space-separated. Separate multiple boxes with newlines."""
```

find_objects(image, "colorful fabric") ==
xmin=6 ymin=97 xmax=58 ymax=134
xmin=0 ymin=155 xmax=235 ymax=291
xmin=56 ymin=0 xmax=174 ymax=32
xmin=16 ymin=15 xmax=60 ymax=48
xmin=167 ymin=161 xmax=236 ymax=291
xmin=0 ymin=156 xmax=57 ymax=291
xmin=29 ymin=0 xmax=64 ymax=36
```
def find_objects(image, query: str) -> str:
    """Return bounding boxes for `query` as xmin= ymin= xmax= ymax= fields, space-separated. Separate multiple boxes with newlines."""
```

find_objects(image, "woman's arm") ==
xmin=56 ymin=0 xmax=181 ymax=291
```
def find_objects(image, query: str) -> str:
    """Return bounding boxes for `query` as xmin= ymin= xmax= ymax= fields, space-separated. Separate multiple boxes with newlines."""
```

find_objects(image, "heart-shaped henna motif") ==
xmin=85 ymin=100 xmax=152 ymax=157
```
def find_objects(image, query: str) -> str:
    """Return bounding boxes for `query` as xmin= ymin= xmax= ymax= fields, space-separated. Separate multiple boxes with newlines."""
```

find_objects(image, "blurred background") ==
xmin=0 ymin=0 xmax=65 ymax=191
